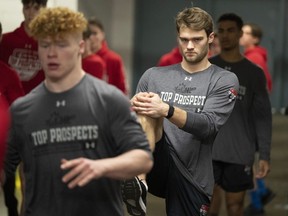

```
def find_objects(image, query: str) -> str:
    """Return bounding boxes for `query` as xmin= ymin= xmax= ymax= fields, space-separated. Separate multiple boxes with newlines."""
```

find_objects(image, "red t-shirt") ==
xmin=82 ymin=54 xmax=106 ymax=80
xmin=0 ymin=22 xmax=44 ymax=94
xmin=0 ymin=96 xmax=10 ymax=171
xmin=97 ymin=41 xmax=127 ymax=94
xmin=0 ymin=60 xmax=25 ymax=105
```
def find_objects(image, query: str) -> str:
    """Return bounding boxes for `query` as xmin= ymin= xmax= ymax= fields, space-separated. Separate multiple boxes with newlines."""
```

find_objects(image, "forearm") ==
xmin=61 ymin=149 xmax=153 ymax=188
xmin=102 ymin=149 xmax=153 ymax=180
xmin=253 ymin=93 xmax=272 ymax=161
xmin=167 ymin=106 xmax=186 ymax=128
xmin=4 ymin=146 xmax=21 ymax=181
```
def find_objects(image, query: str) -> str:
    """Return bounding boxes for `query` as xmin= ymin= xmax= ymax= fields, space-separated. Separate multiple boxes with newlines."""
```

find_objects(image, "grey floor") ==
xmin=1 ymin=114 xmax=288 ymax=216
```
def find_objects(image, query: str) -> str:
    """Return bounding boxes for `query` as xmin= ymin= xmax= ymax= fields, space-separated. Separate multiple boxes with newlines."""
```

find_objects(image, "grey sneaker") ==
xmin=122 ymin=177 xmax=147 ymax=216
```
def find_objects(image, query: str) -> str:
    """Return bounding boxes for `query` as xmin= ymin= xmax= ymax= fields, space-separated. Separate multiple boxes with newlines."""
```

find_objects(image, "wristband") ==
xmin=166 ymin=104 xmax=175 ymax=119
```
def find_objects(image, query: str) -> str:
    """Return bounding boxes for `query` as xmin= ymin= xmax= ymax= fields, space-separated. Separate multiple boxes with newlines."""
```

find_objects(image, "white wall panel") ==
xmin=0 ymin=0 xmax=77 ymax=33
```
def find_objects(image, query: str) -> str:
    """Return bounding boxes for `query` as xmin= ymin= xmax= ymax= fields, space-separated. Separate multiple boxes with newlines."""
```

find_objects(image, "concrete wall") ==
xmin=78 ymin=0 xmax=135 ymax=96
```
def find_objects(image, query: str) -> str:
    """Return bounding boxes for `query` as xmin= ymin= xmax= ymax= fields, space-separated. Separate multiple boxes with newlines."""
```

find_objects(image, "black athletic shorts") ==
xmin=166 ymin=157 xmax=210 ymax=216
xmin=147 ymin=136 xmax=210 ymax=215
xmin=213 ymin=160 xmax=254 ymax=192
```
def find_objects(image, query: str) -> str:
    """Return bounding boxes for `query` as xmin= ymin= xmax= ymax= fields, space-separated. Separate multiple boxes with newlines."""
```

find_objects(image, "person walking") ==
xmin=240 ymin=22 xmax=272 ymax=93
xmin=88 ymin=17 xmax=128 ymax=94
xmin=208 ymin=13 xmax=272 ymax=216
xmin=0 ymin=18 xmax=26 ymax=216
xmin=82 ymin=27 xmax=106 ymax=80
xmin=2 ymin=7 xmax=153 ymax=216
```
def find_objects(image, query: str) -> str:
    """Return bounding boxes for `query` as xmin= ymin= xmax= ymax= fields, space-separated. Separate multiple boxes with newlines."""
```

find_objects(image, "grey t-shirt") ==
xmin=136 ymin=63 xmax=239 ymax=198
xmin=5 ymin=74 xmax=151 ymax=216
xmin=210 ymin=55 xmax=272 ymax=166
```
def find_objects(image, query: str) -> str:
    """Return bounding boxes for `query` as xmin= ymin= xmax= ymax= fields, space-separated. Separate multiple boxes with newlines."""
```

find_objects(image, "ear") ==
xmin=208 ymin=32 xmax=215 ymax=44
xmin=239 ymin=29 xmax=243 ymax=38
xmin=252 ymin=36 xmax=260 ymax=45
xmin=79 ymin=40 xmax=85 ymax=55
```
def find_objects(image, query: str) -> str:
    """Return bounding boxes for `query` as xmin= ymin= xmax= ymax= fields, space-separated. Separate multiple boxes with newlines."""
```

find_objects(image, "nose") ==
xmin=47 ymin=46 xmax=57 ymax=57
xmin=187 ymin=40 xmax=194 ymax=49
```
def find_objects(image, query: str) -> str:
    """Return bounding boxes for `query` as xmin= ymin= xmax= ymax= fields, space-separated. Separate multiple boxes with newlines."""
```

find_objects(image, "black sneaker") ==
xmin=122 ymin=177 xmax=147 ymax=216
xmin=261 ymin=188 xmax=276 ymax=205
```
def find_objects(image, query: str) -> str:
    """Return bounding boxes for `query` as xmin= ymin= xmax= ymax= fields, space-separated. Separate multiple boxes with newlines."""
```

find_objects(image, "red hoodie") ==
xmin=0 ymin=96 xmax=10 ymax=172
xmin=0 ymin=61 xmax=25 ymax=105
xmin=0 ymin=22 xmax=45 ymax=94
xmin=96 ymin=41 xmax=127 ymax=94
xmin=244 ymin=46 xmax=273 ymax=93
xmin=82 ymin=54 xmax=106 ymax=80
xmin=158 ymin=47 xmax=182 ymax=66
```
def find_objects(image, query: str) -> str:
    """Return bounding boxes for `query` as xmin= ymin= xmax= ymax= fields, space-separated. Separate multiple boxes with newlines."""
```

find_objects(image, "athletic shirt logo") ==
xmin=200 ymin=204 xmax=209 ymax=216
xmin=56 ymin=100 xmax=66 ymax=107
xmin=8 ymin=47 xmax=42 ymax=81
xmin=228 ymin=88 xmax=238 ymax=102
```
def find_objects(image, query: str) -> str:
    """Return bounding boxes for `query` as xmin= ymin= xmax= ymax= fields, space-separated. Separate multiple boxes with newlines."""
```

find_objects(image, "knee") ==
xmin=226 ymin=202 xmax=244 ymax=216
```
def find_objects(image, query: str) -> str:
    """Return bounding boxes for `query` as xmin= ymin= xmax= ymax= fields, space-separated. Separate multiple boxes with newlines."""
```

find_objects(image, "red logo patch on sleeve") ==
xmin=228 ymin=88 xmax=238 ymax=102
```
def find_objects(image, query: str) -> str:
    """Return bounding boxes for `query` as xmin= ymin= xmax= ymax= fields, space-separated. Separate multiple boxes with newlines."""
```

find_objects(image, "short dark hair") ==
xmin=21 ymin=0 xmax=47 ymax=6
xmin=0 ymin=22 xmax=2 ymax=35
xmin=83 ymin=28 xmax=92 ymax=40
xmin=217 ymin=13 xmax=243 ymax=30
xmin=88 ymin=17 xmax=104 ymax=32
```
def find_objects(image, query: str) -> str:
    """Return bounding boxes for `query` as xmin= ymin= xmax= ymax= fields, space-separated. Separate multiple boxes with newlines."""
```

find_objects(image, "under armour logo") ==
xmin=185 ymin=77 xmax=192 ymax=81
xmin=56 ymin=100 xmax=66 ymax=107
xmin=85 ymin=142 xmax=96 ymax=149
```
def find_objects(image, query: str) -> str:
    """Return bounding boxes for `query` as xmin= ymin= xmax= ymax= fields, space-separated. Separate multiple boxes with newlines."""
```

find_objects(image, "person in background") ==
xmin=0 ymin=19 xmax=26 ymax=216
xmin=0 ymin=0 xmax=47 ymax=94
xmin=123 ymin=7 xmax=239 ymax=216
xmin=208 ymin=13 xmax=272 ymax=216
xmin=0 ymin=20 xmax=24 ymax=198
xmin=240 ymin=22 xmax=272 ymax=93
xmin=0 ymin=96 xmax=10 ymax=175
xmin=88 ymin=17 xmax=127 ymax=94
xmin=82 ymin=27 xmax=106 ymax=80
xmin=0 ymin=1 xmax=47 ymax=215
xmin=240 ymin=22 xmax=275 ymax=215
xmin=3 ymin=7 xmax=153 ymax=216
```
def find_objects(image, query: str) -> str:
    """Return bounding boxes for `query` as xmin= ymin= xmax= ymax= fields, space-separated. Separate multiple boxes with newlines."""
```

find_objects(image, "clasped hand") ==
xmin=130 ymin=92 xmax=168 ymax=118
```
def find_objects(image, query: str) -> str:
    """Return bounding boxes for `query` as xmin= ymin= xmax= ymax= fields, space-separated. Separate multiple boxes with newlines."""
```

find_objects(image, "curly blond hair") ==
xmin=29 ymin=7 xmax=87 ymax=39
